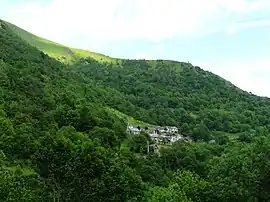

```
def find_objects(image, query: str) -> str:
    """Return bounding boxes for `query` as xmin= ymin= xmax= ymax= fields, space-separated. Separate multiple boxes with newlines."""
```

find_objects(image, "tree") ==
xmin=0 ymin=166 xmax=50 ymax=201
xmin=130 ymin=134 xmax=149 ymax=153
xmin=207 ymin=137 xmax=270 ymax=201
xmin=190 ymin=123 xmax=211 ymax=141
xmin=180 ymin=123 xmax=190 ymax=135
xmin=171 ymin=170 xmax=211 ymax=202
xmin=144 ymin=185 xmax=191 ymax=202
xmin=90 ymin=126 xmax=120 ymax=148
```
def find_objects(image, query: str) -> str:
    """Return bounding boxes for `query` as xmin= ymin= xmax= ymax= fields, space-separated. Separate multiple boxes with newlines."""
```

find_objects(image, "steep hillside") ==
xmin=2 ymin=20 xmax=115 ymax=63
xmin=3 ymin=20 xmax=270 ymax=141
xmin=2 ymin=19 xmax=270 ymax=202
xmin=0 ymin=19 xmax=146 ymax=201
xmin=73 ymin=58 xmax=270 ymax=141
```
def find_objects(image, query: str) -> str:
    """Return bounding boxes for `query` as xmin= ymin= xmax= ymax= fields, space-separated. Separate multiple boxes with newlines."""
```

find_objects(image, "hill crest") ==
xmin=1 ymin=19 xmax=116 ymax=63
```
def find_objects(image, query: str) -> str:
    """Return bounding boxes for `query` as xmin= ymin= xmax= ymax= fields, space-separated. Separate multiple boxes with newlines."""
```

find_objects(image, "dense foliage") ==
xmin=1 ymin=20 xmax=270 ymax=201
xmin=72 ymin=57 xmax=270 ymax=141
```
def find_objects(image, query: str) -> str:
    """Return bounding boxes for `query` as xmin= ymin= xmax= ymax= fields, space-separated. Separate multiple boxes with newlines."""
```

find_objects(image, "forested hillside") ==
xmin=0 ymin=20 xmax=141 ymax=201
xmin=1 ymin=20 xmax=270 ymax=201
xmin=7 ymin=20 xmax=270 ymax=141
xmin=72 ymin=57 xmax=270 ymax=141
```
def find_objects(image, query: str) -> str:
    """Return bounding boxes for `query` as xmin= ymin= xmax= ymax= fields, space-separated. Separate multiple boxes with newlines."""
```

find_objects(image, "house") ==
xmin=162 ymin=126 xmax=178 ymax=134
xmin=153 ymin=126 xmax=179 ymax=135
xmin=127 ymin=124 xmax=141 ymax=135
xmin=168 ymin=126 xmax=178 ymax=133
xmin=127 ymin=124 xmax=189 ymax=145
xmin=170 ymin=135 xmax=183 ymax=143
xmin=149 ymin=133 xmax=160 ymax=138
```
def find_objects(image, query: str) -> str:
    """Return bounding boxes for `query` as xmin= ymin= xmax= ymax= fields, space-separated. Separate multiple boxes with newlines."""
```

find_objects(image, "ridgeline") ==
xmin=1 ymin=20 xmax=270 ymax=201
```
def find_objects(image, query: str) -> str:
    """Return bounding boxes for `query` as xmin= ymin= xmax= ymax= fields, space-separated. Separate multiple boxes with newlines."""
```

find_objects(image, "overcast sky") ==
xmin=1 ymin=0 xmax=270 ymax=97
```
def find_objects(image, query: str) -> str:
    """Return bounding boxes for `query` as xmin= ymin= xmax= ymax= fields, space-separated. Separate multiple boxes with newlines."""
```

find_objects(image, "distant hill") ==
xmin=2 ymin=20 xmax=115 ymax=63
xmin=2 ymin=19 xmax=270 ymax=202
xmin=2 ymin=19 xmax=270 ymax=141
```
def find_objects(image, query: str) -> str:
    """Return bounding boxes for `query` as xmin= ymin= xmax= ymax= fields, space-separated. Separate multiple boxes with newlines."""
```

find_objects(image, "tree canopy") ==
xmin=1 ymin=19 xmax=270 ymax=201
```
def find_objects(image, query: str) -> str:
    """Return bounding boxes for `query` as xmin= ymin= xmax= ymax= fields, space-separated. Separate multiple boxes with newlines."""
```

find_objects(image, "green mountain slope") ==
xmin=2 ymin=19 xmax=270 ymax=202
xmin=0 ymin=19 xmax=146 ymax=201
xmin=3 ymin=20 xmax=270 ymax=141
xmin=75 ymin=58 xmax=270 ymax=139
xmin=2 ymin=20 xmax=115 ymax=63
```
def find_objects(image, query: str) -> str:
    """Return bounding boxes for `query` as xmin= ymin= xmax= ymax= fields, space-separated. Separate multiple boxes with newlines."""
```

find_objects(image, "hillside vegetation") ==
xmin=7 ymin=21 xmax=270 ymax=140
xmin=3 ymin=20 xmax=115 ymax=63
xmin=72 ymin=56 xmax=270 ymax=141
xmin=1 ymin=19 xmax=270 ymax=201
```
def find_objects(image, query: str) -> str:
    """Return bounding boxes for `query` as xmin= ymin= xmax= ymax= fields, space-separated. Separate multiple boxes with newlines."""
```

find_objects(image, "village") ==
xmin=127 ymin=124 xmax=191 ymax=145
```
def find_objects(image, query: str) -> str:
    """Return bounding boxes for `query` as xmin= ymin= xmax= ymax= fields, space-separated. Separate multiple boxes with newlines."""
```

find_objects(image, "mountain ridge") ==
xmin=2 ymin=19 xmax=269 ymax=139
xmin=1 ymin=20 xmax=248 ymax=94
xmin=2 ymin=20 xmax=265 ymax=96
xmin=2 ymin=19 xmax=270 ymax=139
xmin=1 ymin=18 xmax=270 ymax=201
xmin=1 ymin=19 xmax=117 ymax=63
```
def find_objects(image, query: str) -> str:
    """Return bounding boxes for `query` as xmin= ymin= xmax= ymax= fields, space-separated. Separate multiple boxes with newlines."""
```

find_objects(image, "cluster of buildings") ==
xmin=127 ymin=124 xmax=191 ymax=144
xmin=148 ymin=126 xmax=182 ymax=143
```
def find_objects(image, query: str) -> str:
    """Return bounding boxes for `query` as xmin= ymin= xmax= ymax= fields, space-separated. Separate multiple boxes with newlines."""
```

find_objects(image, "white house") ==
xmin=170 ymin=135 xmax=183 ymax=143
xmin=127 ymin=125 xmax=141 ymax=135
xmin=166 ymin=126 xmax=178 ymax=133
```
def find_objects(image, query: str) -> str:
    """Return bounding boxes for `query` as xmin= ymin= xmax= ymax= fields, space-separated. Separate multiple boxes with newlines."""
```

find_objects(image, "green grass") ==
xmin=217 ymin=132 xmax=240 ymax=140
xmin=4 ymin=20 xmax=116 ymax=63
xmin=3 ymin=20 xmax=187 ymax=71
xmin=106 ymin=107 xmax=153 ymax=128
xmin=71 ymin=48 xmax=117 ymax=63
xmin=227 ymin=133 xmax=241 ymax=140
xmin=120 ymin=138 xmax=131 ymax=152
